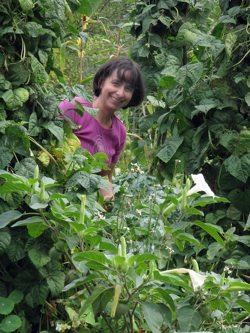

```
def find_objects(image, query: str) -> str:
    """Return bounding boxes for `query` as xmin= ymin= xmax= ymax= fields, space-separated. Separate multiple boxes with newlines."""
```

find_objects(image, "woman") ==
xmin=59 ymin=57 xmax=145 ymax=201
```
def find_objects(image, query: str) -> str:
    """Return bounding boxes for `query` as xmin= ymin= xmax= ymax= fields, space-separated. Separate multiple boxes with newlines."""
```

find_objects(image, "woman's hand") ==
xmin=99 ymin=181 xmax=114 ymax=201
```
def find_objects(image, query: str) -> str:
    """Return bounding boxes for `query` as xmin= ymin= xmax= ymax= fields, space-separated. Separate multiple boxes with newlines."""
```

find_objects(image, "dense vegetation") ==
xmin=0 ymin=0 xmax=249 ymax=332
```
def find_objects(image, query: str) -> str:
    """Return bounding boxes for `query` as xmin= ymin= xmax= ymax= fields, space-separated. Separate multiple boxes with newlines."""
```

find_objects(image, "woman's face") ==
xmin=99 ymin=70 xmax=134 ymax=112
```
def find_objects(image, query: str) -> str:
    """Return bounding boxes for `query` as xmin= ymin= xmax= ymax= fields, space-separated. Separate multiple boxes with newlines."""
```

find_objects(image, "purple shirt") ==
xmin=58 ymin=97 xmax=126 ymax=167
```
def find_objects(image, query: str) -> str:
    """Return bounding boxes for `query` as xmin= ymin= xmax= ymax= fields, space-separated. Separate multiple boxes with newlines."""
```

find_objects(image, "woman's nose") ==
xmin=117 ymin=85 xmax=126 ymax=97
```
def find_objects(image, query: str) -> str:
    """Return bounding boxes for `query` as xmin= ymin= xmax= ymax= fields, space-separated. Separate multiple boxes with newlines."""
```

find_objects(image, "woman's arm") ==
xmin=99 ymin=167 xmax=114 ymax=202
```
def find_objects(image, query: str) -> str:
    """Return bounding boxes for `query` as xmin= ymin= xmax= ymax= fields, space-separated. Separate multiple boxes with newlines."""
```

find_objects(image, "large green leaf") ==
xmin=28 ymin=247 xmax=51 ymax=268
xmin=66 ymin=171 xmax=100 ymax=191
xmin=0 ymin=297 xmax=14 ymax=315
xmin=5 ymin=125 xmax=30 ymax=156
xmin=73 ymin=251 xmax=110 ymax=266
xmin=225 ymin=256 xmax=250 ymax=270
xmin=228 ymin=189 xmax=250 ymax=214
xmin=46 ymin=122 xmax=64 ymax=141
xmin=0 ymin=145 xmax=13 ymax=169
xmin=157 ymin=136 xmax=184 ymax=163
xmin=0 ymin=211 xmax=23 ymax=229
xmin=193 ymin=221 xmax=224 ymax=246
xmin=79 ymin=287 xmax=111 ymax=315
xmin=0 ymin=315 xmax=22 ymax=332
xmin=149 ymin=288 xmax=176 ymax=320
xmin=24 ymin=22 xmax=55 ymax=38
xmin=0 ymin=74 xmax=11 ymax=90
xmin=224 ymin=155 xmax=249 ymax=182
xmin=40 ymin=262 xmax=65 ymax=296
xmin=6 ymin=237 xmax=26 ymax=263
xmin=25 ymin=283 xmax=49 ymax=307
xmin=127 ymin=253 xmax=158 ymax=266
xmin=2 ymin=88 xmax=29 ymax=110
xmin=14 ymin=157 xmax=37 ymax=179
xmin=8 ymin=290 xmax=24 ymax=305
xmin=154 ymin=271 xmax=191 ymax=290
xmin=177 ymin=306 xmax=202 ymax=331
xmin=30 ymin=54 xmax=49 ymax=84
xmin=19 ymin=0 xmax=34 ymax=12
xmin=0 ymin=231 xmax=11 ymax=254
xmin=77 ymin=0 xmax=103 ymax=16
xmin=142 ymin=302 xmax=172 ymax=333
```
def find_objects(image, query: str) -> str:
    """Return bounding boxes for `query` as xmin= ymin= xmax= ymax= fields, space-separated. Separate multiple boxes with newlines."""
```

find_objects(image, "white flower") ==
xmin=188 ymin=173 xmax=215 ymax=197
xmin=55 ymin=323 xmax=71 ymax=332
xmin=160 ymin=268 xmax=206 ymax=291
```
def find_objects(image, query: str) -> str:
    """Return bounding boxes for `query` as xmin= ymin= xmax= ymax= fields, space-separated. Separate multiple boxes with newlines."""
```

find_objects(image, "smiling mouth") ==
xmin=111 ymin=96 xmax=125 ymax=105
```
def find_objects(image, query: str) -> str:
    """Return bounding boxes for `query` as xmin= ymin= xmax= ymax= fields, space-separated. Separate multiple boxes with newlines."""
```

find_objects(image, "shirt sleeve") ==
xmin=58 ymin=99 xmax=84 ymax=126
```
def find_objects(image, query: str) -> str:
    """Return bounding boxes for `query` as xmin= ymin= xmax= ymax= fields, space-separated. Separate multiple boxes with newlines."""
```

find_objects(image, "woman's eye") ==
xmin=125 ymin=85 xmax=134 ymax=92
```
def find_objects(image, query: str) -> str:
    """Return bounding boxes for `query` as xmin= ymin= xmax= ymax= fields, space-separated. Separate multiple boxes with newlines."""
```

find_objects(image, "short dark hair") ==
xmin=93 ymin=57 xmax=145 ymax=108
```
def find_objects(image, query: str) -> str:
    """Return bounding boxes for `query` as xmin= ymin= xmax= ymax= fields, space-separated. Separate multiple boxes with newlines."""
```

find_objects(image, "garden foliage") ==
xmin=129 ymin=0 xmax=250 ymax=219
xmin=0 ymin=0 xmax=249 ymax=332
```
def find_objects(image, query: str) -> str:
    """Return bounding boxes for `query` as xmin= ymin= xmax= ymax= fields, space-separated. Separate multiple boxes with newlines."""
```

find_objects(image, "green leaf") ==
xmin=40 ymin=262 xmax=65 ymax=296
xmin=0 ymin=74 xmax=11 ymax=90
xmin=5 ymin=62 xmax=30 ymax=86
xmin=193 ymin=221 xmax=224 ymax=246
xmin=207 ymin=242 xmax=223 ymax=260
xmin=28 ymin=112 xmax=40 ymax=136
xmin=25 ymin=283 xmax=49 ymax=307
xmin=24 ymin=22 xmax=55 ymax=38
xmin=225 ymin=256 xmax=250 ymax=270
xmin=73 ymin=251 xmax=110 ymax=267
xmin=5 ymin=124 xmax=30 ymax=156
xmin=149 ymin=288 xmax=176 ymax=321
xmin=193 ymin=98 xmax=220 ymax=116
xmin=128 ymin=253 xmax=158 ymax=266
xmin=0 ymin=231 xmax=11 ymax=254
xmin=142 ymin=302 xmax=172 ymax=333
xmin=224 ymin=155 xmax=249 ymax=182
xmin=30 ymin=54 xmax=49 ymax=84
xmin=14 ymin=157 xmax=37 ymax=179
xmin=225 ymin=31 xmax=237 ymax=57
xmin=46 ymin=122 xmax=64 ymax=141
xmin=27 ymin=223 xmax=48 ymax=238
xmin=66 ymin=171 xmax=101 ymax=191
xmin=63 ymin=274 xmax=100 ymax=292
xmin=0 ymin=315 xmax=22 ymax=332
xmin=6 ymin=237 xmax=25 ymax=263
xmin=223 ymin=281 xmax=250 ymax=292
xmin=79 ymin=287 xmax=111 ymax=315
xmin=157 ymin=136 xmax=184 ymax=163
xmin=228 ymin=189 xmax=250 ymax=214
xmin=0 ymin=146 xmax=13 ymax=169
xmin=177 ymin=306 xmax=202 ymax=331
xmin=2 ymin=88 xmax=29 ymax=110
xmin=236 ymin=299 xmax=250 ymax=313
xmin=8 ymin=290 xmax=23 ymax=305
xmin=0 ymin=211 xmax=23 ymax=229
xmin=19 ymin=0 xmax=34 ymax=12
xmin=0 ymin=297 xmax=14 ymax=315
xmin=154 ymin=271 xmax=191 ymax=290
xmin=176 ymin=232 xmax=203 ymax=248
xmin=28 ymin=247 xmax=51 ymax=268
xmin=159 ymin=75 xmax=177 ymax=89
xmin=12 ymin=216 xmax=45 ymax=227
xmin=77 ymin=0 xmax=103 ymax=16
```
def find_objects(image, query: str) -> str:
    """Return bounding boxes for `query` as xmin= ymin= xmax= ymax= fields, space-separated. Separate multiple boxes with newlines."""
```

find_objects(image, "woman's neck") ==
xmin=93 ymin=98 xmax=113 ymax=129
